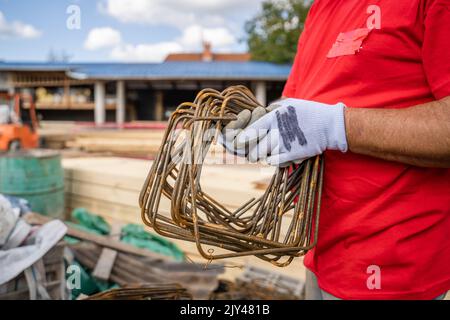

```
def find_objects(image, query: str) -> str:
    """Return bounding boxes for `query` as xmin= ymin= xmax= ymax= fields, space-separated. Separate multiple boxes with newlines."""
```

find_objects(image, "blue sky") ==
xmin=0 ymin=0 xmax=265 ymax=62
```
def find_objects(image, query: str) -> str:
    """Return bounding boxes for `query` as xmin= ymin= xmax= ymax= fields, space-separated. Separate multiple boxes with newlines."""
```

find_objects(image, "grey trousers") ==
xmin=305 ymin=269 xmax=447 ymax=300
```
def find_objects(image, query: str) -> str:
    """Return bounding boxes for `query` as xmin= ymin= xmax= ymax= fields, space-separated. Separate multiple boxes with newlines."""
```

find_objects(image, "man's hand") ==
xmin=235 ymin=98 xmax=348 ymax=166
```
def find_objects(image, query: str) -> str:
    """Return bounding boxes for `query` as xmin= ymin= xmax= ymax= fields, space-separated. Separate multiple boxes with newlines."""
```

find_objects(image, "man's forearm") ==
xmin=345 ymin=97 xmax=450 ymax=168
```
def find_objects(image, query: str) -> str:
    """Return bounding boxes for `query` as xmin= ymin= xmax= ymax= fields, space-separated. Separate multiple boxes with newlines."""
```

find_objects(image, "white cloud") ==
xmin=110 ymin=42 xmax=183 ymax=62
xmin=180 ymin=25 xmax=236 ymax=50
xmin=87 ymin=0 xmax=261 ymax=62
xmin=84 ymin=24 xmax=237 ymax=62
xmin=100 ymin=0 xmax=263 ymax=29
xmin=99 ymin=0 xmax=194 ymax=28
xmin=92 ymin=0 xmax=266 ymax=62
xmin=84 ymin=27 xmax=122 ymax=50
xmin=0 ymin=11 xmax=41 ymax=39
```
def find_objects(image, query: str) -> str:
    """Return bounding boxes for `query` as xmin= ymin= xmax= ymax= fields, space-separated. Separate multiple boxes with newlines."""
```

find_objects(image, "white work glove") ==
xmin=235 ymin=98 xmax=348 ymax=166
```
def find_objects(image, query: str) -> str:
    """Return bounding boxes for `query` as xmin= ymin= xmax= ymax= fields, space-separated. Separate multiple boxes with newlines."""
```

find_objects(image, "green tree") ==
xmin=245 ymin=0 xmax=312 ymax=64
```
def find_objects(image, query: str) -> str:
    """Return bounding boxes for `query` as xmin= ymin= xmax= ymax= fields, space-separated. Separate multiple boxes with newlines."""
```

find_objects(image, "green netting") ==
xmin=121 ymin=223 xmax=185 ymax=261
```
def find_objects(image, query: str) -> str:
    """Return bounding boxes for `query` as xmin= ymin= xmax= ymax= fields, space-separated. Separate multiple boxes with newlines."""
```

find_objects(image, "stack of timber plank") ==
xmin=62 ymin=156 xmax=306 ymax=282
xmin=65 ymin=130 xmax=165 ymax=157
xmin=39 ymin=121 xmax=167 ymax=157
xmin=63 ymin=157 xmax=274 ymax=220
xmin=38 ymin=121 xmax=78 ymax=149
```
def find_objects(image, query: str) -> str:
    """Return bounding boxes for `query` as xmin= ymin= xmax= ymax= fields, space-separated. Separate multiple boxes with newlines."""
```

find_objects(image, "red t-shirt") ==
xmin=283 ymin=0 xmax=450 ymax=299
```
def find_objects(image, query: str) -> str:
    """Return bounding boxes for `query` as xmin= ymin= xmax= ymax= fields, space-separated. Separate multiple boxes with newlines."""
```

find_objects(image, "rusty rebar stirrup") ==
xmin=139 ymin=85 xmax=324 ymax=267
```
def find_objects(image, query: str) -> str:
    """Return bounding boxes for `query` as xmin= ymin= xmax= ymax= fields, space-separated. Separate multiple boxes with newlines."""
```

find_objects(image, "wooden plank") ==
xmin=92 ymin=224 xmax=121 ymax=281
xmin=92 ymin=248 xmax=117 ymax=281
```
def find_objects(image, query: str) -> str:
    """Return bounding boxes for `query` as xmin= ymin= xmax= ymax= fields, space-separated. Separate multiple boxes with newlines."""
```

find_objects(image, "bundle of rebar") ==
xmin=84 ymin=284 xmax=192 ymax=300
xmin=211 ymin=280 xmax=301 ymax=300
xmin=139 ymin=86 xmax=323 ymax=267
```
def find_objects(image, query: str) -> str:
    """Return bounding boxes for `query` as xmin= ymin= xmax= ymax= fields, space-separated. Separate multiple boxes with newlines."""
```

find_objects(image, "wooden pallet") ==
xmin=0 ymin=242 xmax=67 ymax=300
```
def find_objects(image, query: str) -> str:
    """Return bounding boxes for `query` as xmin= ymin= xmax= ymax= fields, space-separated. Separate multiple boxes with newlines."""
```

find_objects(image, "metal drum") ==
xmin=0 ymin=149 xmax=65 ymax=218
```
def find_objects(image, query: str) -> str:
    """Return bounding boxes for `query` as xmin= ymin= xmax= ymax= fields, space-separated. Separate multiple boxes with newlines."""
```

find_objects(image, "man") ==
xmin=235 ymin=0 xmax=450 ymax=299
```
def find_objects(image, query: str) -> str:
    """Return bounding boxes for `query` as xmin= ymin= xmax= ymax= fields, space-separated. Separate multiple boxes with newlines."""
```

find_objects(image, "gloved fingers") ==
xmin=266 ymin=102 xmax=283 ymax=113
xmin=292 ymin=159 xmax=305 ymax=165
xmin=235 ymin=113 xmax=272 ymax=148
xmin=217 ymin=132 xmax=247 ymax=157
xmin=223 ymin=106 xmax=267 ymax=149
xmin=221 ymin=128 xmax=241 ymax=142
xmin=266 ymin=153 xmax=297 ymax=167
xmin=222 ymin=141 xmax=248 ymax=157
xmin=232 ymin=107 xmax=267 ymax=154
xmin=247 ymin=144 xmax=259 ymax=163
xmin=248 ymin=106 xmax=267 ymax=126
xmin=247 ymin=131 xmax=281 ymax=163
xmin=223 ymin=109 xmax=251 ymax=131
xmin=246 ymin=134 xmax=267 ymax=163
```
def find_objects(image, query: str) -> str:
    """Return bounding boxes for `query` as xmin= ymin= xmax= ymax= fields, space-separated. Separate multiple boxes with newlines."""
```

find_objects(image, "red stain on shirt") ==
xmin=327 ymin=28 xmax=371 ymax=58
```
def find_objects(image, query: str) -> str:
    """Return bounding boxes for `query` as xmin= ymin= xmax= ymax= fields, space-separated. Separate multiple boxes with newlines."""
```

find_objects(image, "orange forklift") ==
xmin=0 ymin=92 xmax=39 ymax=151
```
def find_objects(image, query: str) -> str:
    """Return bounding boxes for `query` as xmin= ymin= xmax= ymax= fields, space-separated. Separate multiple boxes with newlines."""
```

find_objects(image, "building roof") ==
xmin=165 ymin=53 xmax=251 ymax=62
xmin=0 ymin=61 xmax=291 ymax=81
xmin=165 ymin=42 xmax=251 ymax=62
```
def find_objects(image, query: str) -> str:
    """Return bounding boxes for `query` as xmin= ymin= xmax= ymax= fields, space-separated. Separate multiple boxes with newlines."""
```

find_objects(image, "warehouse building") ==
xmin=0 ymin=51 xmax=291 ymax=125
